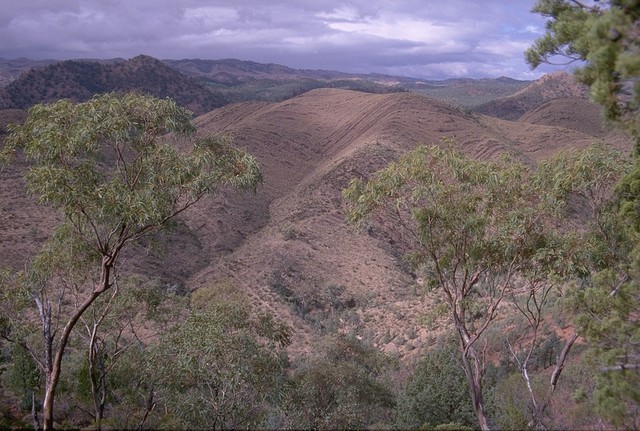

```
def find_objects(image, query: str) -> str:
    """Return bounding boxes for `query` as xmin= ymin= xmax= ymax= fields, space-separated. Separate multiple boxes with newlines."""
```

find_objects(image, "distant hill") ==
xmin=165 ymin=58 xmax=357 ymax=82
xmin=0 ymin=57 xmax=58 ymax=87
xmin=165 ymin=58 xmax=537 ymax=107
xmin=473 ymin=71 xmax=589 ymax=120
xmin=165 ymin=58 xmax=405 ymax=104
xmin=0 ymin=55 xmax=227 ymax=115
xmin=0 ymin=56 xmax=538 ymax=111
xmin=402 ymin=76 xmax=531 ymax=109
xmin=4 ymin=88 xmax=629 ymax=361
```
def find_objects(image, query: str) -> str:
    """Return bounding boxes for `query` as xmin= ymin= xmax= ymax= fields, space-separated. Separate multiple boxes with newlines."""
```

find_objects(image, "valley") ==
xmin=0 ymin=55 xmax=634 ymax=430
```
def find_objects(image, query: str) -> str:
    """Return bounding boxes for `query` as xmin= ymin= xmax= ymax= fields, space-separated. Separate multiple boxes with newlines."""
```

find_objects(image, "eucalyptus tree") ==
xmin=528 ymin=2 xmax=640 ymax=424
xmin=146 ymin=283 xmax=291 ymax=430
xmin=281 ymin=335 xmax=396 ymax=430
xmin=343 ymin=143 xmax=595 ymax=430
xmin=541 ymin=143 xmax=637 ymax=427
xmin=0 ymin=93 xmax=262 ymax=430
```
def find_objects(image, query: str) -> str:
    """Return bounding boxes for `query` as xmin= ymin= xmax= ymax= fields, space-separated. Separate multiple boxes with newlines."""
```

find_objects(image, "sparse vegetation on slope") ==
xmin=473 ymin=71 xmax=589 ymax=120
xmin=0 ymin=53 xmax=636 ymax=428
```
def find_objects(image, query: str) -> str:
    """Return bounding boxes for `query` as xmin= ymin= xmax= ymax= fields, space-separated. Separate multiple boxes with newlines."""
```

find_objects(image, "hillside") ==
xmin=1 ymin=86 xmax=636 ymax=431
xmin=2 ymin=86 xmax=632 ymax=365
xmin=404 ymin=76 xmax=531 ymax=108
xmin=0 ymin=58 xmax=58 ymax=87
xmin=473 ymin=71 xmax=589 ymax=120
xmin=0 ymin=56 xmax=534 ymax=109
xmin=182 ymin=89 xmax=634 ymax=358
xmin=144 ymin=58 xmax=537 ymax=107
xmin=0 ymin=55 xmax=227 ymax=115
xmin=165 ymin=58 xmax=357 ymax=82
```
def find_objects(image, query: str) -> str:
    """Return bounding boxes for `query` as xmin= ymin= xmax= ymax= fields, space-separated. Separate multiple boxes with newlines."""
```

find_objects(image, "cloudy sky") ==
xmin=0 ymin=1 xmax=567 ymax=80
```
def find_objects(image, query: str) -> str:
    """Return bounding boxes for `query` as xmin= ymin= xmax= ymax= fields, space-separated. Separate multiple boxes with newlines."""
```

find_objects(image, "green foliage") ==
xmin=343 ymin=143 xmax=564 ymax=279
xmin=395 ymin=343 xmax=476 ymax=429
xmin=6 ymin=344 xmax=41 ymax=411
xmin=147 ymin=285 xmax=291 ymax=430
xmin=541 ymin=143 xmax=639 ymax=427
xmin=432 ymin=423 xmax=474 ymax=431
xmin=343 ymin=142 xmax=564 ymax=429
xmin=344 ymin=141 xmax=626 ymax=429
xmin=489 ymin=372 xmax=534 ymax=430
xmin=570 ymin=269 xmax=640 ymax=427
xmin=527 ymin=0 xmax=640 ymax=138
xmin=537 ymin=142 xmax=632 ymax=269
xmin=528 ymin=15 xmax=640 ymax=420
xmin=3 ymin=93 xmax=261 ymax=243
xmin=0 ymin=92 xmax=263 ymax=429
xmin=282 ymin=335 xmax=396 ymax=430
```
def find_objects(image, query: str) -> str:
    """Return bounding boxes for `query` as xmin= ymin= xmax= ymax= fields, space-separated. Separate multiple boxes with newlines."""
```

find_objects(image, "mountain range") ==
xmin=0 ymin=55 xmax=632 ymax=365
xmin=0 ymin=55 xmax=536 ymax=113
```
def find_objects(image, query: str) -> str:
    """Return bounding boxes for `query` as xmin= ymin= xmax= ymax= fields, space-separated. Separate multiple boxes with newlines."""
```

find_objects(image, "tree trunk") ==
xmin=31 ymin=391 xmax=41 ymax=431
xmin=551 ymin=333 xmax=579 ymax=391
xmin=89 ymin=340 xmax=106 ymax=430
xmin=460 ymin=349 xmax=491 ymax=430
xmin=42 ymin=256 xmax=115 ymax=430
xmin=456 ymin=318 xmax=491 ymax=430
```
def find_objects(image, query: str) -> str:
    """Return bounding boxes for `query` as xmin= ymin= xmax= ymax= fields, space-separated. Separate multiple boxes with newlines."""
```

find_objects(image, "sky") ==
xmin=0 ymin=1 xmax=569 ymax=80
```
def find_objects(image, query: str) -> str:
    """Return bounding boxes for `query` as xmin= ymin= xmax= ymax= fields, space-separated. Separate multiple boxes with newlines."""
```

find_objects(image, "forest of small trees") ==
xmin=0 ymin=1 xmax=639 ymax=430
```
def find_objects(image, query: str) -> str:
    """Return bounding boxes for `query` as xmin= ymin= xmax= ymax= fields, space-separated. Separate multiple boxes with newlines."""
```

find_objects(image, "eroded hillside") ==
xmin=164 ymin=88 xmax=631 ymax=360
xmin=0 ymin=86 xmax=632 ymax=363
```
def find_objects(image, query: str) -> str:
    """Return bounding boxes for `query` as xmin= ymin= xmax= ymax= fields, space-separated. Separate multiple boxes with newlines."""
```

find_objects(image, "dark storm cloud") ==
xmin=0 ymin=0 xmax=564 ymax=79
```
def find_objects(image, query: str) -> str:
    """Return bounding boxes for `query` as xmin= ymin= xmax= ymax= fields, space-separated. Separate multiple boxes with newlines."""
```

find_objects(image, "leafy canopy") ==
xmin=343 ymin=143 xmax=566 ymax=430
xmin=0 ymin=92 xmax=262 ymax=430
xmin=528 ymin=3 xmax=640 ymax=425
xmin=3 ymin=93 xmax=261 ymax=261
xmin=147 ymin=283 xmax=291 ymax=430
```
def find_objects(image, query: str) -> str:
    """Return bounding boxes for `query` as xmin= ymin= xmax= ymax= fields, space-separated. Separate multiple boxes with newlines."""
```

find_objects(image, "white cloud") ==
xmin=524 ymin=25 xmax=543 ymax=34
xmin=182 ymin=6 xmax=239 ymax=29
xmin=0 ymin=0 xmax=560 ymax=79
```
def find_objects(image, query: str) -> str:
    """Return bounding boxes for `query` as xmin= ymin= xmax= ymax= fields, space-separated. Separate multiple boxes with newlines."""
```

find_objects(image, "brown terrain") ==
xmin=1 ymin=67 xmax=633 ymax=365
xmin=473 ymin=71 xmax=590 ymax=120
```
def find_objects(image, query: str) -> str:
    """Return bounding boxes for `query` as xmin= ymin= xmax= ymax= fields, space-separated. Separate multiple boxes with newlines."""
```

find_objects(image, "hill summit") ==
xmin=0 ymin=55 xmax=227 ymax=115
xmin=473 ymin=71 xmax=589 ymax=120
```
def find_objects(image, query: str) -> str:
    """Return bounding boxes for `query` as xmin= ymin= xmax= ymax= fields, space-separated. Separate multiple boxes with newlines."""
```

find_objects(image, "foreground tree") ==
xmin=529 ymin=2 xmax=640 ymax=425
xmin=72 ymin=278 xmax=185 ymax=428
xmin=343 ymin=142 xmax=616 ymax=430
xmin=545 ymin=143 xmax=638 ymax=427
xmin=395 ymin=340 xmax=476 ymax=429
xmin=282 ymin=335 xmax=396 ymax=430
xmin=0 ymin=93 xmax=262 ymax=430
xmin=146 ymin=282 xmax=291 ymax=430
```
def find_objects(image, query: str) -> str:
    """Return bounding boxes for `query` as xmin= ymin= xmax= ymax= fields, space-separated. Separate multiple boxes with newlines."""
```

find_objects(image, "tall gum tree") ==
xmin=528 ymin=1 xmax=640 ymax=425
xmin=343 ymin=142 xmax=621 ymax=430
xmin=0 ymin=93 xmax=262 ymax=430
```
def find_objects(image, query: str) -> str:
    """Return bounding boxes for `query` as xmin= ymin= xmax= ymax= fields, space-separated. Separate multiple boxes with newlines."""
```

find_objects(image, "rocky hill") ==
xmin=0 ymin=55 xmax=227 ymax=115
xmin=2 ymin=86 xmax=630 ymax=364
xmin=473 ymin=71 xmax=589 ymax=120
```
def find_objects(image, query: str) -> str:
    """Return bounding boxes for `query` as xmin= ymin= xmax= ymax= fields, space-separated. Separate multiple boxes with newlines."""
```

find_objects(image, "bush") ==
xmin=395 ymin=342 xmax=476 ymax=429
